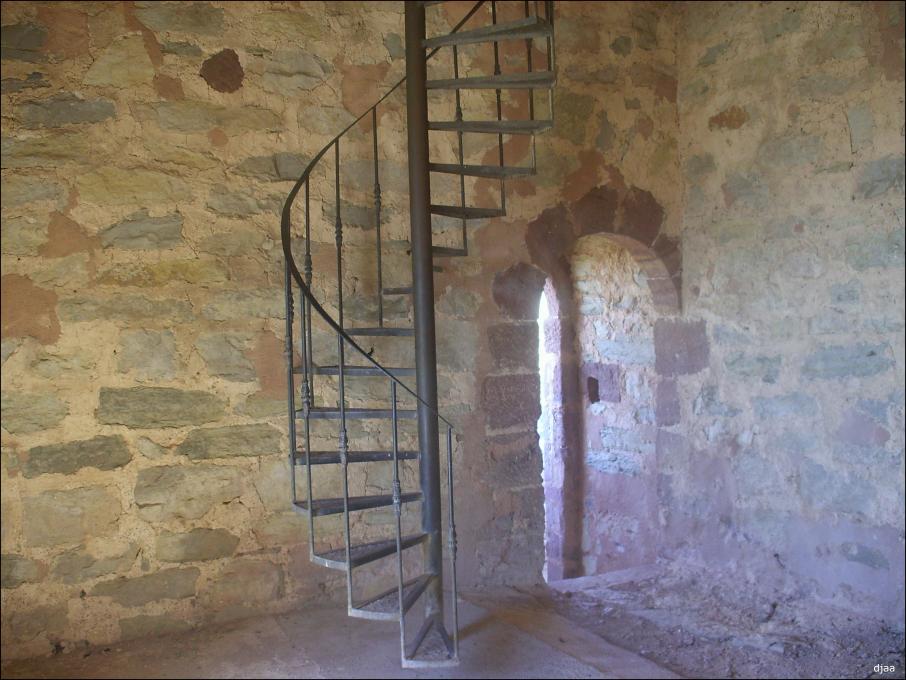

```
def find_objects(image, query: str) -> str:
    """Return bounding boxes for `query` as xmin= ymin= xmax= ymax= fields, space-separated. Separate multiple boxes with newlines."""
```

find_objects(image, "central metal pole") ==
xmin=405 ymin=0 xmax=443 ymax=619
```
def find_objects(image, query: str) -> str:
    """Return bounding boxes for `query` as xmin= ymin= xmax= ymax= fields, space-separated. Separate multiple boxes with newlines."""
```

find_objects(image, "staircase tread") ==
xmin=346 ymin=327 xmax=415 ymax=336
xmin=427 ymin=71 xmax=555 ymax=90
xmin=432 ymin=246 xmax=468 ymax=257
xmin=294 ymin=492 xmax=422 ymax=516
xmin=429 ymin=162 xmax=535 ymax=178
xmin=295 ymin=449 xmax=419 ymax=464
xmin=430 ymin=204 xmax=505 ymax=219
xmin=319 ymin=533 xmax=427 ymax=568
xmin=298 ymin=407 xmax=418 ymax=420
xmin=354 ymin=573 xmax=435 ymax=614
xmin=428 ymin=119 xmax=552 ymax=134
xmin=424 ymin=16 xmax=552 ymax=48
xmin=309 ymin=364 xmax=416 ymax=376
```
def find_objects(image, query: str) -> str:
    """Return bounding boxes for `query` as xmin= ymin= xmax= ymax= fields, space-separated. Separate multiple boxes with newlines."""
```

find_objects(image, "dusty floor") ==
xmin=3 ymin=571 xmax=903 ymax=679
xmin=0 ymin=593 xmax=676 ymax=679
xmin=540 ymin=565 xmax=906 ymax=680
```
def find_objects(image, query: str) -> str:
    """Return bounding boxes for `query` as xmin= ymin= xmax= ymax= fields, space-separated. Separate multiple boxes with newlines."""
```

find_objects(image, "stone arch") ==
xmin=526 ymin=183 xmax=682 ymax=314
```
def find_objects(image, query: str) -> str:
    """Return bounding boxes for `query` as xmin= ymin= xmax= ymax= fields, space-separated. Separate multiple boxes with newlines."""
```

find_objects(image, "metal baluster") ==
xmin=302 ymin=179 xmax=315 ymax=554
xmin=546 ymin=0 xmax=555 ymax=125
xmin=524 ymin=0 xmax=537 ymax=172
xmin=445 ymin=425 xmax=459 ymax=659
xmin=284 ymin=264 xmax=298 ymax=504
xmin=453 ymin=45 xmax=467 ymax=254
xmin=335 ymin=139 xmax=353 ymax=608
xmin=491 ymin=1 xmax=506 ymax=214
xmin=391 ymin=381 xmax=406 ymax=659
xmin=373 ymin=107 xmax=384 ymax=328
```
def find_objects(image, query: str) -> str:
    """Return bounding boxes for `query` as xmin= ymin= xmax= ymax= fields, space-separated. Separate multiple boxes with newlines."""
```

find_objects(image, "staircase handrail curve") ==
xmin=281 ymin=1 xmax=486 ymax=432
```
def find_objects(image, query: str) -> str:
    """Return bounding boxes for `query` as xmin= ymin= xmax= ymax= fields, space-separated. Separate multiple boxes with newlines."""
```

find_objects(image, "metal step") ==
xmin=382 ymin=286 xmax=413 ymax=296
xmin=346 ymin=327 xmax=415 ymax=337
xmin=424 ymin=17 xmax=553 ymax=49
xmin=295 ymin=450 xmax=419 ymax=465
xmin=294 ymin=492 xmax=422 ymax=516
xmin=309 ymin=364 xmax=416 ymax=377
xmin=428 ymin=118 xmax=552 ymax=135
xmin=427 ymin=71 xmax=555 ymax=90
xmin=429 ymin=162 xmax=535 ymax=179
xmin=432 ymin=246 xmax=468 ymax=257
xmin=404 ymin=615 xmax=457 ymax=668
xmin=350 ymin=573 xmax=436 ymax=621
xmin=430 ymin=204 xmax=505 ymax=220
xmin=315 ymin=533 xmax=427 ymax=571
xmin=297 ymin=407 xmax=418 ymax=420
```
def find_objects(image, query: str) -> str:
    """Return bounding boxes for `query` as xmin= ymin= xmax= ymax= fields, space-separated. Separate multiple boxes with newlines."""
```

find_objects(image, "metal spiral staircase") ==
xmin=280 ymin=0 xmax=555 ymax=667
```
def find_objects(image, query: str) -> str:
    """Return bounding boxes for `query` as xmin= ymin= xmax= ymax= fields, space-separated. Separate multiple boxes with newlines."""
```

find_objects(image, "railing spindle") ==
xmin=284 ymin=264 xmax=298 ymax=504
xmin=446 ymin=425 xmax=459 ymax=659
xmin=491 ymin=0 xmax=506 ymax=215
xmin=302 ymin=178 xmax=315 ymax=554
xmin=373 ymin=107 xmax=384 ymax=327
xmin=391 ymin=381 xmax=406 ymax=658
xmin=453 ymin=44 xmax=468 ymax=253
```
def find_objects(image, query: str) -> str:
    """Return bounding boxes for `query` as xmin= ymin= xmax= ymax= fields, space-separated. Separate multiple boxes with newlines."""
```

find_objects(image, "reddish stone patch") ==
xmin=630 ymin=63 xmax=677 ymax=103
xmin=38 ymin=212 xmax=98 ymax=259
xmin=653 ymin=319 xmax=709 ymax=376
xmin=37 ymin=5 xmax=89 ymax=58
xmin=122 ymin=1 xmax=163 ymax=67
xmin=200 ymin=49 xmax=244 ymax=93
xmin=482 ymin=373 xmax=541 ymax=430
xmin=208 ymin=128 xmax=228 ymax=147
xmin=1 ymin=275 xmax=60 ymax=345
xmin=245 ymin=331 xmax=286 ymax=398
xmin=787 ymin=103 xmax=800 ymax=121
xmin=656 ymin=379 xmax=680 ymax=426
xmin=836 ymin=409 xmax=890 ymax=447
xmin=571 ymin=185 xmax=619 ymax=236
xmin=153 ymin=73 xmax=185 ymax=101
xmin=636 ymin=114 xmax=654 ymax=139
xmin=491 ymin=262 xmax=547 ymax=320
xmin=620 ymin=186 xmax=663 ymax=246
xmin=488 ymin=323 xmax=538 ymax=371
xmin=339 ymin=61 xmax=390 ymax=115
xmin=708 ymin=105 xmax=749 ymax=130
xmin=868 ymin=1 xmax=905 ymax=82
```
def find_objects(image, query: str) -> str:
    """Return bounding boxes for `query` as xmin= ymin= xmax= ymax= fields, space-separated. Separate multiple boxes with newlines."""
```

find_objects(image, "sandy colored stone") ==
xmin=23 ymin=486 xmax=120 ymax=547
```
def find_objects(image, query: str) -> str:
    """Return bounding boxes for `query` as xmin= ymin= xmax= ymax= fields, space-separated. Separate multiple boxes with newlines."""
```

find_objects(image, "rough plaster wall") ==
xmin=572 ymin=236 xmax=659 ymax=576
xmin=672 ymin=1 xmax=905 ymax=623
xmin=0 ymin=0 xmax=417 ymax=660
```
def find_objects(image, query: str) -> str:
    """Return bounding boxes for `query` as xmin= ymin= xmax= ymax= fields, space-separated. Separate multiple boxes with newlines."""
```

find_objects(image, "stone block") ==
xmin=839 ymin=542 xmax=890 ymax=570
xmin=1 ymin=174 xmax=64 ymax=207
xmin=100 ymin=210 xmax=183 ymax=249
xmin=855 ymin=155 xmax=905 ymax=199
xmin=97 ymin=387 xmax=225 ymax=428
xmin=655 ymin=379 xmax=680 ymax=426
xmin=253 ymin=513 xmax=308 ymax=548
xmin=24 ymin=486 xmax=120 ymax=547
xmin=1 ymin=72 xmax=49 ymax=93
xmin=135 ymin=1 xmax=224 ymax=35
xmin=84 ymin=35 xmax=154 ymax=87
xmin=200 ymin=48 xmax=244 ymax=92
xmin=18 ymin=93 xmax=115 ymax=128
xmin=1 ymin=554 xmax=43 ymax=589
xmin=76 ymin=167 xmax=191 ymax=205
xmin=654 ymin=319 xmax=709 ymax=376
xmin=118 ymin=330 xmax=178 ymax=379
xmin=196 ymin=333 xmax=254 ymax=381
xmin=119 ymin=614 xmax=193 ymax=640
xmin=156 ymin=528 xmax=239 ymax=563
xmin=202 ymin=290 xmax=284 ymax=321
xmin=1 ymin=215 xmax=48 ymax=255
xmin=488 ymin=323 xmax=538 ymax=372
xmin=802 ymin=344 xmax=892 ymax=380
xmin=52 ymin=544 xmax=138 ymax=584
xmin=1 ymin=391 xmax=67 ymax=434
xmin=844 ymin=227 xmax=905 ymax=270
xmin=134 ymin=101 xmax=281 ymax=134
xmin=595 ymin=331 xmax=655 ymax=365
xmin=0 ymin=23 xmax=47 ymax=62
xmin=491 ymin=263 xmax=546 ymax=320
xmin=586 ymin=363 xmax=620 ymax=403
xmin=753 ymin=392 xmax=816 ymax=420
xmin=176 ymin=423 xmax=281 ymax=460
xmin=23 ymin=435 xmax=131 ymax=478
xmin=799 ymin=459 xmax=871 ymax=516
xmin=482 ymin=374 xmax=540 ymax=430
xmin=552 ymin=89 xmax=595 ymax=145
xmin=58 ymin=294 xmax=193 ymax=323
xmin=203 ymin=559 xmax=283 ymax=607
xmin=836 ymin=409 xmax=890 ymax=447
xmin=91 ymin=567 xmax=199 ymax=606
xmin=134 ymin=464 xmax=242 ymax=521
xmin=724 ymin=352 xmax=781 ymax=384
xmin=8 ymin=605 xmax=67 ymax=641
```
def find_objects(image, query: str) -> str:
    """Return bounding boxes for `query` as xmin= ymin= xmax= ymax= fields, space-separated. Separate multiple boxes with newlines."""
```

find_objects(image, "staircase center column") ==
xmin=405 ymin=1 xmax=444 ymax=619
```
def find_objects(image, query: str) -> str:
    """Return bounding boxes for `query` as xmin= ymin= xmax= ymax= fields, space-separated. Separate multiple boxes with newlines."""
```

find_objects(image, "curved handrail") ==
xmin=281 ymin=1 xmax=486 ymax=431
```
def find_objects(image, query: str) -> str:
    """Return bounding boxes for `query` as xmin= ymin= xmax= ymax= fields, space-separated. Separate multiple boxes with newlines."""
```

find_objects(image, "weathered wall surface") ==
xmin=0 ymin=0 xmax=413 ymax=659
xmin=670 ymin=1 xmax=905 ymax=622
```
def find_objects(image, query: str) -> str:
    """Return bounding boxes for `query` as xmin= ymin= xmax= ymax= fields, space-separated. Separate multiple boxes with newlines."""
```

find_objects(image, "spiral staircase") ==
xmin=280 ymin=0 xmax=556 ymax=667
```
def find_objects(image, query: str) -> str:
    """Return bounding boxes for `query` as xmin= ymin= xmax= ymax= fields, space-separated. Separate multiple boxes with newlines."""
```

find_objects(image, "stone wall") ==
xmin=1 ymin=0 xmax=414 ymax=659
xmin=2 ymin=0 xmax=903 ymax=661
xmin=670 ymin=0 xmax=905 ymax=622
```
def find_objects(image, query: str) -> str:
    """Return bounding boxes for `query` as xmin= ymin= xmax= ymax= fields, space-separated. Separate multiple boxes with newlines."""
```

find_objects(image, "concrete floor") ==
xmin=1 ymin=590 xmax=678 ymax=679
